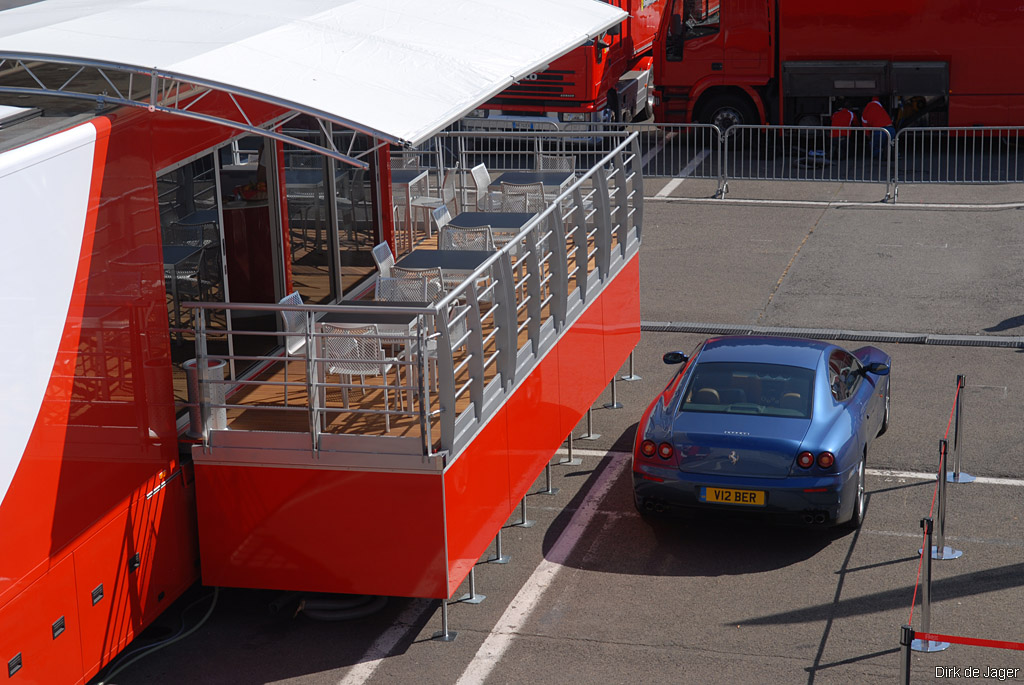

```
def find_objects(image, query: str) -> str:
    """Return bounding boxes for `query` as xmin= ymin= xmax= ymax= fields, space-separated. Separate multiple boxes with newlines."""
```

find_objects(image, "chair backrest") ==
xmin=278 ymin=291 xmax=307 ymax=355
xmin=431 ymin=205 xmax=452 ymax=235
xmin=536 ymin=154 xmax=576 ymax=173
xmin=500 ymin=181 xmax=546 ymax=213
xmin=439 ymin=225 xmax=495 ymax=252
xmin=470 ymin=163 xmax=493 ymax=211
xmin=372 ymin=241 xmax=395 ymax=278
xmin=320 ymin=323 xmax=386 ymax=376
xmin=440 ymin=167 xmax=458 ymax=206
xmin=375 ymin=275 xmax=428 ymax=303
xmin=391 ymin=265 xmax=446 ymax=303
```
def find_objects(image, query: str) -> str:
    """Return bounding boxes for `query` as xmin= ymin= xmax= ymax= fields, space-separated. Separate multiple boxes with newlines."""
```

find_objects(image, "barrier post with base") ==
xmin=900 ymin=625 xmax=914 ymax=684
xmin=578 ymin=407 xmax=601 ymax=441
xmin=488 ymin=530 xmax=510 ymax=564
xmin=539 ymin=462 xmax=559 ymax=495
xmin=912 ymin=517 xmax=950 ymax=652
xmin=931 ymin=439 xmax=962 ymax=560
xmin=603 ymin=377 xmax=623 ymax=409
xmin=431 ymin=598 xmax=457 ymax=642
xmin=947 ymin=374 xmax=975 ymax=483
xmin=458 ymin=567 xmax=485 ymax=604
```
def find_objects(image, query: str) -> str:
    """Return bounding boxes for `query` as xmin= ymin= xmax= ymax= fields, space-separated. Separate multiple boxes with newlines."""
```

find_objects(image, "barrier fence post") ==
xmin=431 ymin=598 xmax=457 ymax=642
xmin=488 ymin=530 xmax=510 ymax=564
xmin=948 ymin=374 xmax=975 ymax=483
xmin=458 ymin=567 xmax=485 ymax=604
xmin=540 ymin=462 xmax=559 ymax=496
xmin=900 ymin=625 xmax=914 ymax=684
xmin=603 ymin=377 xmax=623 ymax=409
xmin=912 ymin=517 xmax=950 ymax=652
xmin=932 ymin=439 xmax=963 ymax=560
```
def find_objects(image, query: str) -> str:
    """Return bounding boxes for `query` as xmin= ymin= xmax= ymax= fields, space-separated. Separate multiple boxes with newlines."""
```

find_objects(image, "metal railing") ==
xmin=184 ymin=131 xmax=643 ymax=463
xmin=414 ymin=122 xmax=1024 ymax=203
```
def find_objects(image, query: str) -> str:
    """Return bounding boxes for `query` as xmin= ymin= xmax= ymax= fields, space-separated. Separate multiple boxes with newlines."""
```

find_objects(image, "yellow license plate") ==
xmin=700 ymin=487 xmax=765 ymax=506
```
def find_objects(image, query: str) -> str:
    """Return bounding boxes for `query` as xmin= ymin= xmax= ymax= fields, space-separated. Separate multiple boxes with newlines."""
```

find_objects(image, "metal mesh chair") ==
xmin=320 ymin=322 xmax=401 ymax=431
xmin=410 ymin=167 xmax=459 ymax=235
xmin=500 ymin=181 xmax=546 ymax=213
xmin=277 ymin=291 xmax=308 ymax=404
xmin=470 ymin=163 xmax=498 ymax=211
xmin=371 ymin=241 xmax=395 ymax=278
xmin=430 ymin=205 xmax=452 ymax=237
xmin=391 ymin=265 xmax=446 ymax=303
xmin=536 ymin=153 xmax=576 ymax=174
xmin=439 ymin=225 xmax=495 ymax=252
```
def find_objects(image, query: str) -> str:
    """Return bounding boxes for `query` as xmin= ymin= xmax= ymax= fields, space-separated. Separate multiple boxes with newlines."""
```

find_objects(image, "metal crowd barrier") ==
xmin=417 ymin=122 xmax=1024 ymax=204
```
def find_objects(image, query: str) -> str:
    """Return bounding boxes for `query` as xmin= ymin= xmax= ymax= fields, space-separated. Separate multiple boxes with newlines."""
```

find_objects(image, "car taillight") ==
xmin=658 ymin=442 xmax=674 ymax=459
xmin=817 ymin=452 xmax=835 ymax=469
xmin=640 ymin=440 xmax=657 ymax=457
xmin=797 ymin=451 xmax=814 ymax=469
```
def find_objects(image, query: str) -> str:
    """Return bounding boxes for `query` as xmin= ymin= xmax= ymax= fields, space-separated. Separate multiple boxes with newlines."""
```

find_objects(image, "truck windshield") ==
xmin=666 ymin=0 xmax=720 ymax=61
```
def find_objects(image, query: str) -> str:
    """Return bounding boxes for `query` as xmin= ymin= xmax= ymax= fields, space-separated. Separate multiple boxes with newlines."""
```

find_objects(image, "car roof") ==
xmin=697 ymin=336 xmax=830 ymax=370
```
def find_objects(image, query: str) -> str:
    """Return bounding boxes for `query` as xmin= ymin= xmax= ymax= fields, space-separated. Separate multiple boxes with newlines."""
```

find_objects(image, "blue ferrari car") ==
xmin=632 ymin=336 xmax=891 ymax=528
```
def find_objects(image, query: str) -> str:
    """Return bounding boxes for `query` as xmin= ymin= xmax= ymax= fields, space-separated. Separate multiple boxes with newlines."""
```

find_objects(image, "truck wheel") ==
xmin=698 ymin=94 xmax=757 ymax=131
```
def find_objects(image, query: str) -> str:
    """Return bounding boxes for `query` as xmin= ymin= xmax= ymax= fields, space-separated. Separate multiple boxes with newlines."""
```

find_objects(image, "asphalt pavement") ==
xmin=98 ymin=182 xmax=1024 ymax=685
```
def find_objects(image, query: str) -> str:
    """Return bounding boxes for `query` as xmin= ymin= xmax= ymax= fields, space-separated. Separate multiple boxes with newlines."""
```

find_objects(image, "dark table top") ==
xmin=162 ymin=245 xmax=203 ymax=266
xmin=448 ymin=212 xmax=537 ymax=230
xmin=490 ymin=171 xmax=573 ymax=189
xmin=395 ymin=249 xmax=495 ymax=271
xmin=391 ymin=168 xmax=428 ymax=185
xmin=318 ymin=309 xmax=419 ymax=327
xmin=176 ymin=209 xmax=219 ymax=226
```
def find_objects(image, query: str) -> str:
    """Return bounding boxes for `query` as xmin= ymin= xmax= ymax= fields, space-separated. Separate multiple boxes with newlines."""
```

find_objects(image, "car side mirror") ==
xmin=663 ymin=351 xmax=688 ymax=365
xmin=864 ymin=362 xmax=890 ymax=376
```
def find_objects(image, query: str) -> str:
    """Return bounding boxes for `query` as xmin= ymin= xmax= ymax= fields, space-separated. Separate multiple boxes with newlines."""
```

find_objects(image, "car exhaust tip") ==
xmin=803 ymin=514 xmax=814 ymax=524
xmin=814 ymin=513 xmax=826 ymax=524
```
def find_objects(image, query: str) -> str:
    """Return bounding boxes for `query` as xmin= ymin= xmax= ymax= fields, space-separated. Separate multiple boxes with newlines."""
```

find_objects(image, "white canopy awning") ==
xmin=0 ymin=0 xmax=626 ymax=146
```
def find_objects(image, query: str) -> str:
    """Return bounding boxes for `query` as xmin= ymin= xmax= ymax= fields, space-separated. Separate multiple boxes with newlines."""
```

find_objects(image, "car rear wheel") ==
xmin=842 ymin=457 xmax=867 ymax=529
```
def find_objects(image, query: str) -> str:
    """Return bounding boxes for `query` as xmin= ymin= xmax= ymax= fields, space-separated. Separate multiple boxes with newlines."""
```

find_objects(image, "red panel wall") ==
xmin=443 ymin=406 xmax=513 ymax=595
xmin=195 ymin=465 xmax=449 ymax=598
xmin=600 ymin=255 xmax=642 ymax=382
xmin=505 ymin=349 xmax=564 ymax=505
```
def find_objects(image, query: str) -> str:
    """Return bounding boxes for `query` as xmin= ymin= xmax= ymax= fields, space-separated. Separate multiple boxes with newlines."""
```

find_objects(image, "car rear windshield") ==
xmin=680 ymin=362 xmax=815 ymax=418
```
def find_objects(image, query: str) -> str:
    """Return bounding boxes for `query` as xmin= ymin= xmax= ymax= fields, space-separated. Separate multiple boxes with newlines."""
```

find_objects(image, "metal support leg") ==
xmin=557 ymin=432 xmax=581 ymax=466
xmin=488 ymin=530 xmax=510 ymax=564
xmin=620 ymin=351 xmax=642 ymax=382
xmin=431 ymin=599 xmax=458 ymax=642
xmin=458 ymin=567 xmax=485 ymax=604
xmin=539 ymin=462 xmax=559 ymax=495
xmin=513 ymin=497 xmax=535 ymax=528
xmin=578 ymin=407 xmax=601 ymax=441
xmin=603 ymin=377 xmax=623 ymax=410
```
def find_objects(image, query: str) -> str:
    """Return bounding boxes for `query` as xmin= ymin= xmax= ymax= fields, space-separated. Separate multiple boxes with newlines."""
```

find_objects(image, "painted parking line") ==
xmin=456 ymin=452 xmax=630 ymax=685
xmin=655 ymin=150 xmax=711 ymax=198
xmin=336 ymin=598 xmax=433 ymax=685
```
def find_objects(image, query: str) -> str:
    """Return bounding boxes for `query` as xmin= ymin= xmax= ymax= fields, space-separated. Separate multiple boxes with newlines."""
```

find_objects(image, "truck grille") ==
xmin=504 ymin=70 xmax=576 ymax=100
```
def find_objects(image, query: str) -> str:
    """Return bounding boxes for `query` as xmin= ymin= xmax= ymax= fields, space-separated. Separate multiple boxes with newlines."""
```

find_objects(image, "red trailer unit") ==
xmin=463 ymin=0 xmax=667 ymax=131
xmin=653 ymin=0 xmax=1024 ymax=128
xmin=0 ymin=2 xmax=636 ymax=682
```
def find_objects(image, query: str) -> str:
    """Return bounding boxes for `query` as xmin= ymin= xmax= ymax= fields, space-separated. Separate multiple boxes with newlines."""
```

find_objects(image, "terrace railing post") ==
xmin=932 ymin=439 xmax=963 ymax=560
xmin=948 ymin=374 xmax=974 ymax=483
xmin=912 ymin=517 xmax=950 ymax=652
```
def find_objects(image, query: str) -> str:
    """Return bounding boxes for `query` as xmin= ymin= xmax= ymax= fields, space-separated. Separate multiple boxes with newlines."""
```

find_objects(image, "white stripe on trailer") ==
xmin=0 ymin=122 xmax=96 ymax=506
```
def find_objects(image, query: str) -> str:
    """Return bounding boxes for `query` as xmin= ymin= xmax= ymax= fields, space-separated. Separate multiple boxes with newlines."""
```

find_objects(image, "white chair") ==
xmin=430 ymin=205 xmax=452 ymax=238
xmin=469 ymin=163 xmax=499 ymax=211
xmin=439 ymin=225 xmax=495 ymax=252
xmin=500 ymin=181 xmax=547 ymax=213
xmin=410 ymin=167 xmax=458 ymax=236
xmin=320 ymin=323 xmax=402 ymax=432
xmin=372 ymin=241 xmax=395 ymax=278
xmin=277 ymin=291 xmax=308 ymax=404
xmin=536 ymin=153 xmax=576 ymax=174
xmin=391 ymin=265 xmax=447 ymax=304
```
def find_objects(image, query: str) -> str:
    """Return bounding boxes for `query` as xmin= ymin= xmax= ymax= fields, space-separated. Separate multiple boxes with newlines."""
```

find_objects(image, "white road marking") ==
xmin=645 ymin=196 xmax=1024 ymax=211
xmin=456 ymin=453 xmax=629 ymax=685
xmin=655 ymin=150 xmax=711 ymax=198
xmin=868 ymin=467 xmax=1024 ymax=487
xmin=336 ymin=599 xmax=433 ymax=685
